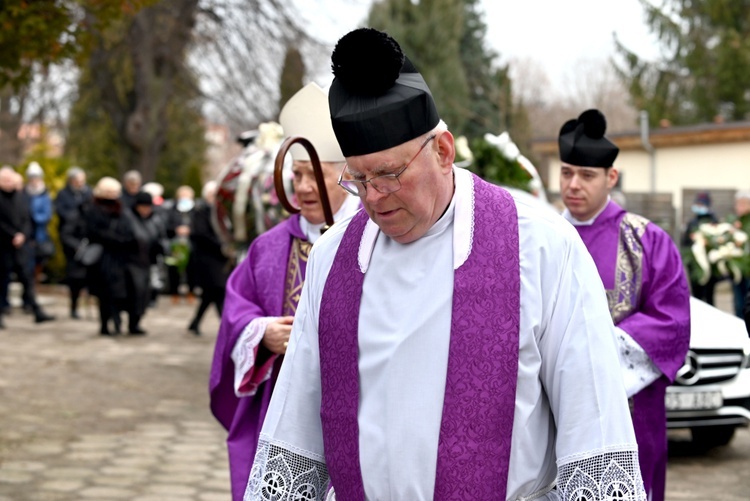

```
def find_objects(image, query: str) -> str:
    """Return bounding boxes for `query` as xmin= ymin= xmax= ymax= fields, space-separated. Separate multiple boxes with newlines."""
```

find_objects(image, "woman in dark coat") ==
xmin=187 ymin=181 xmax=231 ymax=335
xmin=124 ymin=191 xmax=165 ymax=334
xmin=59 ymin=200 xmax=90 ymax=319
xmin=85 ymin=177 xmax=134 ymax=335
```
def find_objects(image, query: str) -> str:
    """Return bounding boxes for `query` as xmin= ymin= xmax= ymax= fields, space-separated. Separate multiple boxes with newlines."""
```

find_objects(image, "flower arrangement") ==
xmin=685 ymin=222 xmax=750 ymax=284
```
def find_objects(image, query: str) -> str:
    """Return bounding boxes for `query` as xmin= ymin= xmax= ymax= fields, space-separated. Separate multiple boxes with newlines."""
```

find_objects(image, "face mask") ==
xmin=692 ymin=205 xmax=709 ymax=216
xmin=177 ymin=198 xmax=194 ymax=212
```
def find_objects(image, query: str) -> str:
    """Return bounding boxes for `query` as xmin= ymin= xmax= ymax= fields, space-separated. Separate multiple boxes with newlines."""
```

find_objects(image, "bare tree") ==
xmin=510 ymin=56 xmax=638 ymax=139
xmin=85 ymin=0 xmax=200 ymax=181
xmin=191 ymin=0 xmax=326 ymax=134
xmin=0 ymin=62 xmax=78 ymax=165
xmin=0 ymin=85 xmax=26 ymax=164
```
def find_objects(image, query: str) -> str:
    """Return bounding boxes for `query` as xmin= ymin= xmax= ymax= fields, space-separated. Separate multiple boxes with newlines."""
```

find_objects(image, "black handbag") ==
xmin=35 ymin=240 xmax=56 ymax=260
xmin=74 ymin=238 xmax=104 ymax=266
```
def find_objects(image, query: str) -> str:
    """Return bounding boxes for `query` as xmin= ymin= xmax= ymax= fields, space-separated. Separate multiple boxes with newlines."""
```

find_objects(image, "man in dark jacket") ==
xmin=0 ymin=166 xmax=54 ymax=326
xmin=187 ymin=181 xmax=230 ymax=335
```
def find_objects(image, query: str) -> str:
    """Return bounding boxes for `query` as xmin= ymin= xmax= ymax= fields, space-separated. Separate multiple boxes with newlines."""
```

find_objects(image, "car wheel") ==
xmin=690 ymin=425 xmax=736 ymax=449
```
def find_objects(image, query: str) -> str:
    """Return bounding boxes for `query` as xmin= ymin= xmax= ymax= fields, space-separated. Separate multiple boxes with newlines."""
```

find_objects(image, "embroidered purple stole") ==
xmin=282 ymin=238 xmax=311 ymax=317
xmin=318 ymin=176 xmax=520 ymax=500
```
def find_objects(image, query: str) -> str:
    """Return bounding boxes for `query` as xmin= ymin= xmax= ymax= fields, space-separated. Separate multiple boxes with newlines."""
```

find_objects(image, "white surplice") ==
xmin=245 ymin=167 xmax=645 ymax=501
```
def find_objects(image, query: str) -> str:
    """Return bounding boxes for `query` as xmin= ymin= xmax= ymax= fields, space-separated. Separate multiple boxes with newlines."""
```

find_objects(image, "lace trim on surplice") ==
xmin=244 ymin=439 xmax=330 ymax=501
xmin=552 ymin=445 xmax=646 ymax=501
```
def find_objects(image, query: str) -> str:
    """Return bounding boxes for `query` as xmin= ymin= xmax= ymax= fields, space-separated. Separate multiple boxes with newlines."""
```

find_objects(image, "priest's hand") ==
xmin=262 ymin=316 xmax=294 ymax=354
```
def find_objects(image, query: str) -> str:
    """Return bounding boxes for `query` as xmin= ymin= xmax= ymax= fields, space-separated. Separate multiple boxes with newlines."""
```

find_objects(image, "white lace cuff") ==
xmin=244 ymin=438 xmax=329 ymax=501
xmin=231 ymin=317 xmax=278 ymax=397
xmin=615 ymin=326 xmax=661 ymax=397
xmin=555 ymin=444 xmax=646 ymax=501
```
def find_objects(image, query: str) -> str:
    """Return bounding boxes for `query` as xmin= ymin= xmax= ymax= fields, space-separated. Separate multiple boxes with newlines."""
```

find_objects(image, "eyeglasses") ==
xmin=338 ymin=134 xmax=436 ymax=197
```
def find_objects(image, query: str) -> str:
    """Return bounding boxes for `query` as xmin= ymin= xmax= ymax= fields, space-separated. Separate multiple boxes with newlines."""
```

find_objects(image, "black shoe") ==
xmin=99 ymin=327 xmax=116 ymax=336
xmin=34 ymin=311 xmax=55 ymax=323
xmin=188 ymin=322 xmax=200 ymax=336
xmin=129 ymin=327 xmax=147 ymax=335
xmin=0 ymin=316 xmax=5 ymax=329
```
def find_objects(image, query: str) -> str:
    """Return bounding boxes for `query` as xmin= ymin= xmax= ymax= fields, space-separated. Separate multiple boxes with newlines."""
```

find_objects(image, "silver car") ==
xmin=666 ymin=297 xmax=750 ymax=448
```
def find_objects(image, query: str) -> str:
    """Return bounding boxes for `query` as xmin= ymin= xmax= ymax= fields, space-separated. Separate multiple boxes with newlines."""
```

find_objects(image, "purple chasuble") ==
xmin=573 ymin=201 xmax=690 ymax=501
xmin=209 ymin=215 xmax=309 ymax=501
xmin=318 ymin=176 xmax=520 ymax=500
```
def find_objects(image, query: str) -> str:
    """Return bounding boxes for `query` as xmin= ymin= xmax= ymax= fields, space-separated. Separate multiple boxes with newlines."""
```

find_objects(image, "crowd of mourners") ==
xmin=0 ymin=164 xmax=230 ymax=336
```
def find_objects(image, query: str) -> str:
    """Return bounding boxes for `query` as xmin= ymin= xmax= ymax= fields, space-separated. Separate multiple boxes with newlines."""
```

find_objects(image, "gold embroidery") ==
xmin=282 ymin=238 xmax=312 ymax=316
xmin=608 ymin=213 xmax=648 ymax=324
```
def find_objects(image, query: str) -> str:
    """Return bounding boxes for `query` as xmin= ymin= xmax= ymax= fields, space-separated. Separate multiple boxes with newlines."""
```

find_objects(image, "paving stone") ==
xmin=99 ymin=466 xmax=150 ymax=478
xmin=111 ymin=456 xmax=160 ymax=468
xmin=199 ymin=492 xmax=230 ymax=501
xmin=202 ymin=477 xmax=232 ymax=491
xmin=39 ymin=480 xmax=85 ymax=492
xmin=78 ymin=434 xmax=121 ymax=443
xmin=146 ymin=483 xmax=198 ymax=496
xmin=209 ymin=468 xmax=231 ymax=480
xmin=0 ymin=461 xmax=46 ymax=472
xmin=42 ymin=467 xmax=95 ymax=479
xmin=151 ymin=473 xmax=207 ymax=485
xmin=119 ymin=443 xmax=167 ymax=452
xmin=23 ymin=442 xmax=66 ymax=455
xmin=70 ymin=440 xmax=116 ymax=451
xmin=158 ymin=462 xmax=210 ymax=474
xmin=102 ymin=408 xmax=138 ymax=418
xmin=79 ymin=486 xmax=136 ymax=498
xmin=92 ymin=475 xmax=141 ymax=487
xmin=66 ymin=451 xmax=111 ymax=462
xmin=168 ymin=443 xmax=221 ymax=454
xmin=132 ymin=496 xmax=189 ymax=501
xmin=0 ymin=470 xmax=33 ymax=484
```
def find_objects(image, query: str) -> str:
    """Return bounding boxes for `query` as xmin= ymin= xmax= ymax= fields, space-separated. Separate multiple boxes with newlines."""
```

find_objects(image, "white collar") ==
xmin=301 ymin=194 xmax=360 ymax=244
xmin=358 ymin=166 xmax=473 ymax=273
xmin=562 ymin=196 xmax=610 ymax=227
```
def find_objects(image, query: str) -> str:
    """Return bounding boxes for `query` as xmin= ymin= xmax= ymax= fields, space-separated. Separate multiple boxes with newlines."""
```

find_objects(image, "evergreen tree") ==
xmin=367 ymin=0 xmax=522 ymax=145
xmin=459 ymin=0 xmax=505 ymax=138
xmin=615 ymin=0 xmax=750 ymax=125
xmin=66 ymin=63 xmax=206 ymax=196
xmin=278 ymin=45 xmax=306 ymax=111
xmin=368 ymin=0 xmax=470 ymax=133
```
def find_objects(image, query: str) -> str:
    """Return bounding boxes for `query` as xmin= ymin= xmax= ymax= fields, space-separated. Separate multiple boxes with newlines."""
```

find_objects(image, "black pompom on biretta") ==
xmin=577 ymin=109 xmax=607 ymax=139
xmin=331 ymin=28 xmax=405 ymax=97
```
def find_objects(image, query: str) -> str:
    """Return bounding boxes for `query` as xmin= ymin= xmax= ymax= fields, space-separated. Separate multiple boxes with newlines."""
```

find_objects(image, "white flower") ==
xmin=454 ymin=136 xmax=474 ymax=162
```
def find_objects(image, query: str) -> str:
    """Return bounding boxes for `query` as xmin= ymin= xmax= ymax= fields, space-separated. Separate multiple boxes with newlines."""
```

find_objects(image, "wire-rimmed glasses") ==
xmin=338 ymin=134 xmax=436 ymax=197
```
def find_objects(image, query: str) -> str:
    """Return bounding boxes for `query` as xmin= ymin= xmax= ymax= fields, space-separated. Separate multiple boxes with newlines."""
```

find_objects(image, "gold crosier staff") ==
xmin=274 ymin=136 xmax=335 ymax=234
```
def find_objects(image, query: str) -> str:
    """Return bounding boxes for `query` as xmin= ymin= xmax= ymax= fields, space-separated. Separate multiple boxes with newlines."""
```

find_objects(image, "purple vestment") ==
xmin=573 ymin=201 xmax=690 ymax=501
xmin=318 ymin=176 xmax=521 ymax=499
xmin=209 ymin=215 xmax=308 ymax=501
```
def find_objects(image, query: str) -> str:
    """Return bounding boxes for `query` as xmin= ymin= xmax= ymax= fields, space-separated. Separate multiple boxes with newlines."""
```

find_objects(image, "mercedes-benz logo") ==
xmin=675 ymin=350 xmax=701 ymax=386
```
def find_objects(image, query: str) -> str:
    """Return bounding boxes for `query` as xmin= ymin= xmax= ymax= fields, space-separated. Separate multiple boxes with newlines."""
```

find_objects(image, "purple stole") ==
xmin=282 ymin=238 xmax=312 ymax=316
xmin=318 ymin=176 xmax=520 ymax=500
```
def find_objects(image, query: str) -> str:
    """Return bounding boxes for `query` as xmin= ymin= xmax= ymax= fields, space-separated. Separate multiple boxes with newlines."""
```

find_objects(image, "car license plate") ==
xmin=665 ymin=390 xmax=723 ymax=411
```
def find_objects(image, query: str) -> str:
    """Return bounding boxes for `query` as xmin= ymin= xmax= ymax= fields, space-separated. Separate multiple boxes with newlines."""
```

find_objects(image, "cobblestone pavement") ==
xmin=0 ymin=287 xmax=230 ymax=500
xmin=1 ymin=285 xmax=750 ymax=500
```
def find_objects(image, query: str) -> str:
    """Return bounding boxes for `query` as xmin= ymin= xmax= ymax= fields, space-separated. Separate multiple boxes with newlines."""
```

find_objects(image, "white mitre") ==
xmin=279 ymin=82 xmax=345 ymax=163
